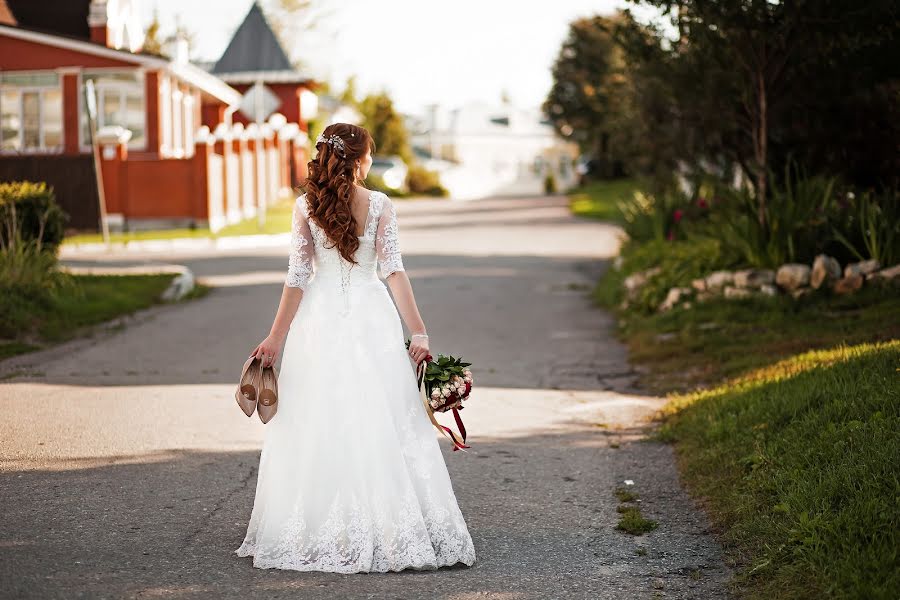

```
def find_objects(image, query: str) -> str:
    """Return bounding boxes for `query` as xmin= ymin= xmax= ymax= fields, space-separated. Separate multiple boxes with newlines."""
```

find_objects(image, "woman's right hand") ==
xmin=251 ymin=334 xmax=283 ymax=368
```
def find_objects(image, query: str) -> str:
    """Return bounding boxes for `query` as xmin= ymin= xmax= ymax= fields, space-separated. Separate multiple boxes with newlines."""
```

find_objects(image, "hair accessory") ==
xmin=315 ymin=133 xmax=346 ymax=157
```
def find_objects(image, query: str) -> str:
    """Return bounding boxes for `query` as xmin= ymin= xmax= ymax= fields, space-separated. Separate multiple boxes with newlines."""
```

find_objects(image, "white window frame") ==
xmin=0 ymin=70 xmax=63 ymax=154
xmin=160 ymin=75 xmax=172 ymax=157
xmin=171 ymin=86 xmax=183 ymax=158
xmin=79 ymin=68 xmax=147 ymax=152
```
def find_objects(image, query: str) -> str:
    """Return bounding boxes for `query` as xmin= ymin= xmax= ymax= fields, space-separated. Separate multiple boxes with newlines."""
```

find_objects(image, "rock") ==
xmin=659 ymin=286 xmax=692 ymax=312
xmin=791 ymin=286 xmax=814 ymax=299
xmin=775 ymin=263 xmax=811 ymax=291
xmin=866 ymin=263 xmax=900 ymax=282
xmin=705 ymin=270 xmax=734 ymax=290
xmin=844 ymin=259 xmax=880 ymax=278
xmin=624 ymin=267 xmax=662 ymax=299
xmin=833 ymin=274 xmax=864 ymax=295
xmin=723 ymin=286 xmax=752 ymax=299
xmin=759 ymin=283 xmax=779 ymax=296
xmin=691 ymin=278 xmax=707 ymax=292
xmin=733 ymin=268 xmax=775 ymax=288
xmin=696 ymin=291 xmax=715 ymax=302
xmin=810 ymin=254 xmax=842 ymax=289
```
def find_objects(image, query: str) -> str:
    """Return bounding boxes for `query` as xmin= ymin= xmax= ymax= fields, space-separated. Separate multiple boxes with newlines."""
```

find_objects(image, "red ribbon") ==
xmin=416 ymin=359 xmax=470 ymax=451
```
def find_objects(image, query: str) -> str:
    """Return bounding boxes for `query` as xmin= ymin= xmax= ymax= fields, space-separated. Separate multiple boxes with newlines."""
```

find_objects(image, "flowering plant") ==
xmin=406 ymin=340 xmax=473 ymax=450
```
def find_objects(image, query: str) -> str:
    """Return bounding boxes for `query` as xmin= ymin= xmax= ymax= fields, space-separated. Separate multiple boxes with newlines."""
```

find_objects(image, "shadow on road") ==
xmin=0 ymin=427 xmax=728 ymax=600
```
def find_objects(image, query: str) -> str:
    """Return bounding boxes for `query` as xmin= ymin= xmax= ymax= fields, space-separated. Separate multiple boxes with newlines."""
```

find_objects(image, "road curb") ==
xmin=60 ymin=233 xmax=292 ymax=255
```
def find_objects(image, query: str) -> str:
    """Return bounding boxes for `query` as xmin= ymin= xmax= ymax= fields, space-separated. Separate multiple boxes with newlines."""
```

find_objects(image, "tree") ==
xmin=544 ymin=14 xmax=638 ymax=178
xmin=142 ymin=11 xmax=163 ymax=56
xmin=625 ymin=0 xmax=900 ymax=221
xmin=357 ymin=92 xmax=413 ymax=163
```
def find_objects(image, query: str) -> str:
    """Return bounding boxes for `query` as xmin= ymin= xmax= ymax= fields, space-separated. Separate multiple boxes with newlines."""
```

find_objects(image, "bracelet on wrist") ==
xmin=411 ymin=333 xmax=429 ymax=339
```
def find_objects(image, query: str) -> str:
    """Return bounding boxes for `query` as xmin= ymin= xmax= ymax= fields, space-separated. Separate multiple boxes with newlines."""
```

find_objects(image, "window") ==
xmin=81 ymin=70 xmax=146 ymax=149
xmin=0 ymin=72 xmax=63 ymax=152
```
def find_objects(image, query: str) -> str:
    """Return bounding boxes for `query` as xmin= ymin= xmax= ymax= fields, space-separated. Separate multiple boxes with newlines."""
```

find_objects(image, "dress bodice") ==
xmin=285 ymin=190 xmax=405 ymax=292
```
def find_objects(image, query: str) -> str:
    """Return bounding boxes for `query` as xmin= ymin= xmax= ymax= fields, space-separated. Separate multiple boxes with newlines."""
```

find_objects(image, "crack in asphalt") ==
xmin=181 ymin=461 xmax=257 ymax=550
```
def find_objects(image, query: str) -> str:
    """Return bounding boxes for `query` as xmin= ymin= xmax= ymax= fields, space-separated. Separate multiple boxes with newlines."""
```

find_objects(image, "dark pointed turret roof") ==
xmin=212 ymin=2 xmax=292 ymax=75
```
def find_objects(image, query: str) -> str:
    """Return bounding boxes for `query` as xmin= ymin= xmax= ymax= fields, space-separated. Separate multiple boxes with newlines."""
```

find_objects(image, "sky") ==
xmin=140 ymin=0 xmax=660 ymax=115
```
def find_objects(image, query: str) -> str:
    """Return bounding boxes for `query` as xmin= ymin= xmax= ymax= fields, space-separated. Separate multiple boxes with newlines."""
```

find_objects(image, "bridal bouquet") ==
xmin=407 ymin=341 xmax=473 ymax=451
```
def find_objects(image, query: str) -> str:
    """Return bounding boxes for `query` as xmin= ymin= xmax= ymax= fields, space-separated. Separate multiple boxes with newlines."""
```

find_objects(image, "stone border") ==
xmin=621 ymin=256 xmax=899 ymax=313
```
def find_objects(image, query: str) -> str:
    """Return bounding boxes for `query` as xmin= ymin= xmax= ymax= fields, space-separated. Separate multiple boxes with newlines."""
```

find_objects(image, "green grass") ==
xmin=63 ymin=198 xmax=296 ymax=245
xmin=0 ymin=273 xmax=193 ymax=359
xmin=616 ymin=506 xmax=659 ymax=535
xmin=597 ymin=278 xmax=900 ymax=393
xmin=569 ymin=178 xmax=640 ymax=223
xmin=615 ymin=487 xmax=638 ymax=503
xmin=660 ymin=341 xmax=900 ymax=599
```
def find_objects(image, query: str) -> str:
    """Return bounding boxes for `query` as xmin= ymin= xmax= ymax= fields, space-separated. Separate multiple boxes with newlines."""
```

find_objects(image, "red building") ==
xmin=0 ymin=0 xmax=314 ymax=232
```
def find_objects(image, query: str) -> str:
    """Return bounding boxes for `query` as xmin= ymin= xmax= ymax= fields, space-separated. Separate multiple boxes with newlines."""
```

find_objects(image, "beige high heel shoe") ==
xmin=257 ymin=365 xmax=278 ymax=424
xmin=235 ymin=356 xmax=263 ymax=417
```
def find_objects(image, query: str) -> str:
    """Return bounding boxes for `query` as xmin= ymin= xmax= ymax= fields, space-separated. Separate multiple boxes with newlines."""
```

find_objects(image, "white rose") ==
xmin=441 ymin=387 xmax=450 ymax=398
xmin=431 ymin=388 xmax=440 ymax=399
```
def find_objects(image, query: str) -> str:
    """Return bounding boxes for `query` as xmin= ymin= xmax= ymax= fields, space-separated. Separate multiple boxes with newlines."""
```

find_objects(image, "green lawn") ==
xmin=63 ymin=198 xmax=296 ymax=246
xmin=569 ymin=178 xmax=640 ymax=223
xmin=0 ymin=274 xmax=209 ymax=359
xmin=660 ymin=341 xmax=900 ymax=599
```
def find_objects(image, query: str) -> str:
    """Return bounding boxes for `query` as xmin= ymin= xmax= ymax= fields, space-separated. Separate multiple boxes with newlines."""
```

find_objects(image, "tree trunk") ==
xmin=755 ymin=69 xmax=768 ymax=228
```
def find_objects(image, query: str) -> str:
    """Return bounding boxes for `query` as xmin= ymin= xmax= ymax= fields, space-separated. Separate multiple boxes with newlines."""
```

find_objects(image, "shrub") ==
xmin=682 ymin=165 xmax=837 ymax=268
xmin=543 ymin=173 xmax=557 ymax=195
xmin=606 ymin=237 xmax=741 ymax=313
xmin=832 ymin=189 xmax=900 ymax=266
xmin=617 ymin=186 xmax=692 ymax=243
xmin=0 ymin=181 xmax=68 ymax=254
xmin=0 ymin=239 xmax=76 ymax=339
xmin=406 ymin=164 xmax=448 ymax=197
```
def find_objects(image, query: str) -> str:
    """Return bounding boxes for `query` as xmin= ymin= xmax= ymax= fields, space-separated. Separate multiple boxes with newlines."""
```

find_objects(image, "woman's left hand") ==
xmin=408 ymin=334 xmax=430 ymax=365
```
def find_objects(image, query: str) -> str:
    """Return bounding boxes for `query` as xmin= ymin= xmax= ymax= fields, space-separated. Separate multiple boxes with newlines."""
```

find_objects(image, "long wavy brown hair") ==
xmin=303 ymin=123 xmax=376 ymax=264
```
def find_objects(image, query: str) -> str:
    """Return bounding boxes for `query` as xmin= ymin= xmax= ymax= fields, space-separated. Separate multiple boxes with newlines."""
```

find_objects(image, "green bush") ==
xmin=602 ymin=237 xmax=741 ymax=313
xmin=0 ymin=181 xmax=68 ymax=254
xmin=406 ymin=164 xmax=448 ymax=197
xmin=832 ymin=189 xmax=900 ymax=267
xmin=617 ymin=185 xmax=692 ymax=243
xmin=0 ymin=239 xmax=77 ymax=339
xmin=543 ymin=173 xmax=557 ymax=195
xmin=683 ymin=165 xmax=837 ymax=268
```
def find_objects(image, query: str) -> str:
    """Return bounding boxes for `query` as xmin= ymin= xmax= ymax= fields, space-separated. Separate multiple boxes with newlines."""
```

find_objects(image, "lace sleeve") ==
xmin=286 ymin=195 xmax=314 ymax=289
xmin=375 ymin=194 xmax=405 ymax=279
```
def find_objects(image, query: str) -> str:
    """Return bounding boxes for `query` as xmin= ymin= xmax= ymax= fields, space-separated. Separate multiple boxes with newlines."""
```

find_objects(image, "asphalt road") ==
xmin=0 ymin=195 xmax=729 ymax=599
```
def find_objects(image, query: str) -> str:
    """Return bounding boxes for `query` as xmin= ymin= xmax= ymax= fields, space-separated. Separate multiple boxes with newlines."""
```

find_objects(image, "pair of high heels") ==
xmin=235 ymin=356 xmax=278 ymax=423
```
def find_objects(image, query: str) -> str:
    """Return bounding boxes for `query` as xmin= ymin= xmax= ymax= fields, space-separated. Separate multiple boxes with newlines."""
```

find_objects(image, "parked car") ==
xmin=368 ymin=156 xmax=409 ymax=193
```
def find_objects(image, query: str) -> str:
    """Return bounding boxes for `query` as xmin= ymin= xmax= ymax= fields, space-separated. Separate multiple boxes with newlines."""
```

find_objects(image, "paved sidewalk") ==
xmin=0 ymin=195 xmax=729 ymax=599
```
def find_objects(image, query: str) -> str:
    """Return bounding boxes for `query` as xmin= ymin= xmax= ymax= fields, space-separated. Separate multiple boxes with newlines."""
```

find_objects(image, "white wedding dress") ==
xmin=235 ymin=190 xmax=476 ymax=573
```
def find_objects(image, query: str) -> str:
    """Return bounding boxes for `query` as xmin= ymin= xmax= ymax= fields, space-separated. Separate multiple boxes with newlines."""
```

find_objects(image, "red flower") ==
xmin=673 ymin=209 xmax=684 ymax=223
xmin=697 ymin=197 xmax=708 ymax=209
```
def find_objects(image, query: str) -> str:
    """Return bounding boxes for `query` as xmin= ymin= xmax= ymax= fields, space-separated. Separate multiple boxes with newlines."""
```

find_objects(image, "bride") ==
xmin=234 ymin=122 xmax=476 ymax=573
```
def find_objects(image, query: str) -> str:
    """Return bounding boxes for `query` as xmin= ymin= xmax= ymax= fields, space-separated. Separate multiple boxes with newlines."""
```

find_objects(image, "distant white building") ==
xmin=410 ymin=102 xmax=578 ymax=200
